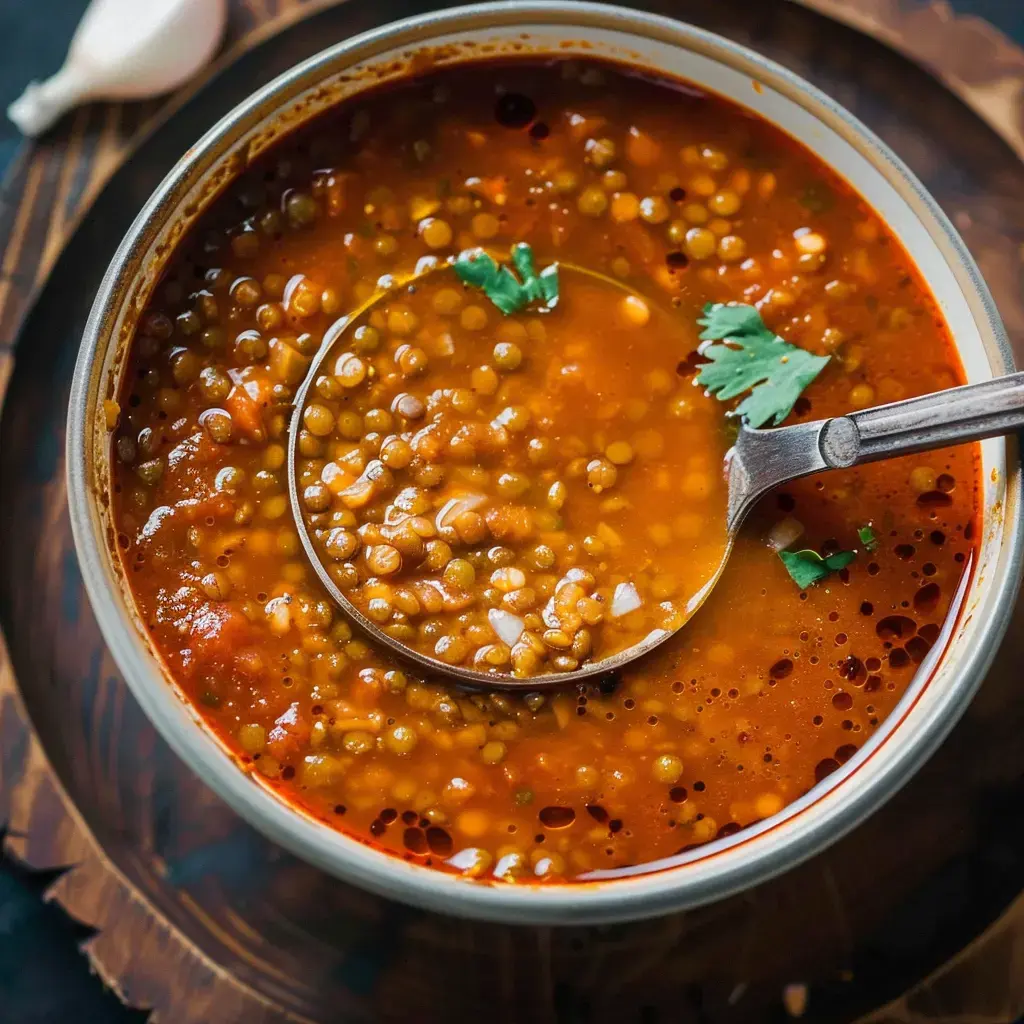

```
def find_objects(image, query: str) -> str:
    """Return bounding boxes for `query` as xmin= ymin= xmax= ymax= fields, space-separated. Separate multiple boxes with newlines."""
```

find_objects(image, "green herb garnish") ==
xmin=454 ymin=243 xmax=559 ymax=315
xmin=858 ymin=525 xmax=878 ymax=552
xmin=696 ymin=302 xmax=830 ymax=428
xmin=779 ymin=548 xmax=856 ymax=589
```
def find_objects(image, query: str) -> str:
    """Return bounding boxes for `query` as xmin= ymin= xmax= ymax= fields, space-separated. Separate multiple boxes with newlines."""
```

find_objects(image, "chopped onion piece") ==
xmin=767 ymin=517 xmax=804 ymax=552
xmin=610 ymin=581 xmax=643 ymax=618
xmin=436 ymin=493 xmax=489 ymax=531
xmin=488 ymin=608 xmax=525 ymax=646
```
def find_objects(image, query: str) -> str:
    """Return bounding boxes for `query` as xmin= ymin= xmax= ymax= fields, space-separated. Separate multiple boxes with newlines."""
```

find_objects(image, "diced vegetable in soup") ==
xmin=110 ymin=58 xmax=979 ymax=882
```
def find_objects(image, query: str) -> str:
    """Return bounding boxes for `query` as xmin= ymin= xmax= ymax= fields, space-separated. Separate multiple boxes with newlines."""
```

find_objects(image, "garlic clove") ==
xmin=8 ymin=0 xmax=228 ymax=137
xmin=9 ymin=65 xmax=93 ymax=139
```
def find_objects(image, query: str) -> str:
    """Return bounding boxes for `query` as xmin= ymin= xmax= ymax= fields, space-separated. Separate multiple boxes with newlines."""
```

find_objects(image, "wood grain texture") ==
xmin=796 ymin=0 xmax=1024 ymax=161
xmin=2 ymin=2 xmax=1024 ymax=1022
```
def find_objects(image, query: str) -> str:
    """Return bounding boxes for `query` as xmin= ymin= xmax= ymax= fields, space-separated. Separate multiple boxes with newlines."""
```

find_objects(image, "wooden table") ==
xmin=2 ymin=2 xmax=1024 ymax=1021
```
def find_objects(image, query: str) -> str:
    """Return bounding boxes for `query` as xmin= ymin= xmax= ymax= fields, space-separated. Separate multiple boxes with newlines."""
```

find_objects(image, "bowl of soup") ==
xmin=67 ymin=1 xmax=1021 ymax=923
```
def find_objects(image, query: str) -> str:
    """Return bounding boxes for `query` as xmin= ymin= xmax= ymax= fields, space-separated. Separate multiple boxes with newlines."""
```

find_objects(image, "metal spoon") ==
xmin=725 ymin=372 xmax=1023 ymax=534
xmin=289 ymin=267 xmax=1022 ymax=690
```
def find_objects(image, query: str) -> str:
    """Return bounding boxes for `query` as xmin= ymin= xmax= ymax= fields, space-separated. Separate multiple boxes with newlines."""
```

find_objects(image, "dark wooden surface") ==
xmin=2 ymin=1 xmax=1024 ymax=1022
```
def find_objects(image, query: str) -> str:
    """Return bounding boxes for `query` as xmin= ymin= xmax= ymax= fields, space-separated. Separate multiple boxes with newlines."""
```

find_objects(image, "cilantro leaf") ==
xmin=698 ymin=303 xmax=765 ymax=339
xmin=779 ymin=548 xmax=855 ymax=589
xmin=696 ymin=302 xmax=830 ymax=428
xmin=858 ymin=525 xmax=878 ymax=551
xmin=453 ymin=250 xmax=524 ymax=314
xmin=454 ymin=243 xmax=559 ymax=316
xmin=511 ymin=242 xmax=537 ymax=283
xmin=536 ymin=262 xmax=559 ymax=306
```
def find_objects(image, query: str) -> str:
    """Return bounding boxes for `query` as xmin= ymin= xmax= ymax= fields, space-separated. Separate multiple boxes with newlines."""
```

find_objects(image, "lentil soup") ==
xmin=109 ymin=58 xmax=980 ymax=883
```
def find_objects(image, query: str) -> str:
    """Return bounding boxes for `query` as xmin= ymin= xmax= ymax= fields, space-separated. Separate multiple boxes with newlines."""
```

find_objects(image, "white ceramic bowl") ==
xmin=67 ymin=1 xmax=1022 ymax=924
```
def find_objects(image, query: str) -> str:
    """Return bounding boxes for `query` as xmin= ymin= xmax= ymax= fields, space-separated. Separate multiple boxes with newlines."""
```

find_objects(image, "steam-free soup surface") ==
xmin=110 ymin=58 xmax=978 ymax=882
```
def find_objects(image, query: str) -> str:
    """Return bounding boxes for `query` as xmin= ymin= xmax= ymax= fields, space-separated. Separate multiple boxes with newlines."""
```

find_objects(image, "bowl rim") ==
xmin=67 ymin=0 xmax=1023 ymax=925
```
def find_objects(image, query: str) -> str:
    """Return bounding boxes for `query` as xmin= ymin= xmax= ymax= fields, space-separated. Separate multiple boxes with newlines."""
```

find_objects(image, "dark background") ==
xmin=1 ymin=0 xmax=1022 ymax=1021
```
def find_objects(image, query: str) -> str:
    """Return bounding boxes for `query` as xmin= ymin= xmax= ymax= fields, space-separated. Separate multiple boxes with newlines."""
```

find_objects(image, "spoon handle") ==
xmin=728 ymin=371 xmax=1024 ymax=533
xmin=818 ymin=371 xmax=1024 ymax=468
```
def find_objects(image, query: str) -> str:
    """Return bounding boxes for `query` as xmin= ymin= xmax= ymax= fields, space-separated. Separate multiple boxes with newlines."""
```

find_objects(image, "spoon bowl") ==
xmin=287 ymin=255 xmax=730 ymax=689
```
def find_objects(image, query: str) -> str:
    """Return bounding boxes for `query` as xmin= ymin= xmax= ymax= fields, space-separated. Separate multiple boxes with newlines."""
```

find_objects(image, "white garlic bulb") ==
xmin=8 ymin=0 xmax=228 ymax=137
